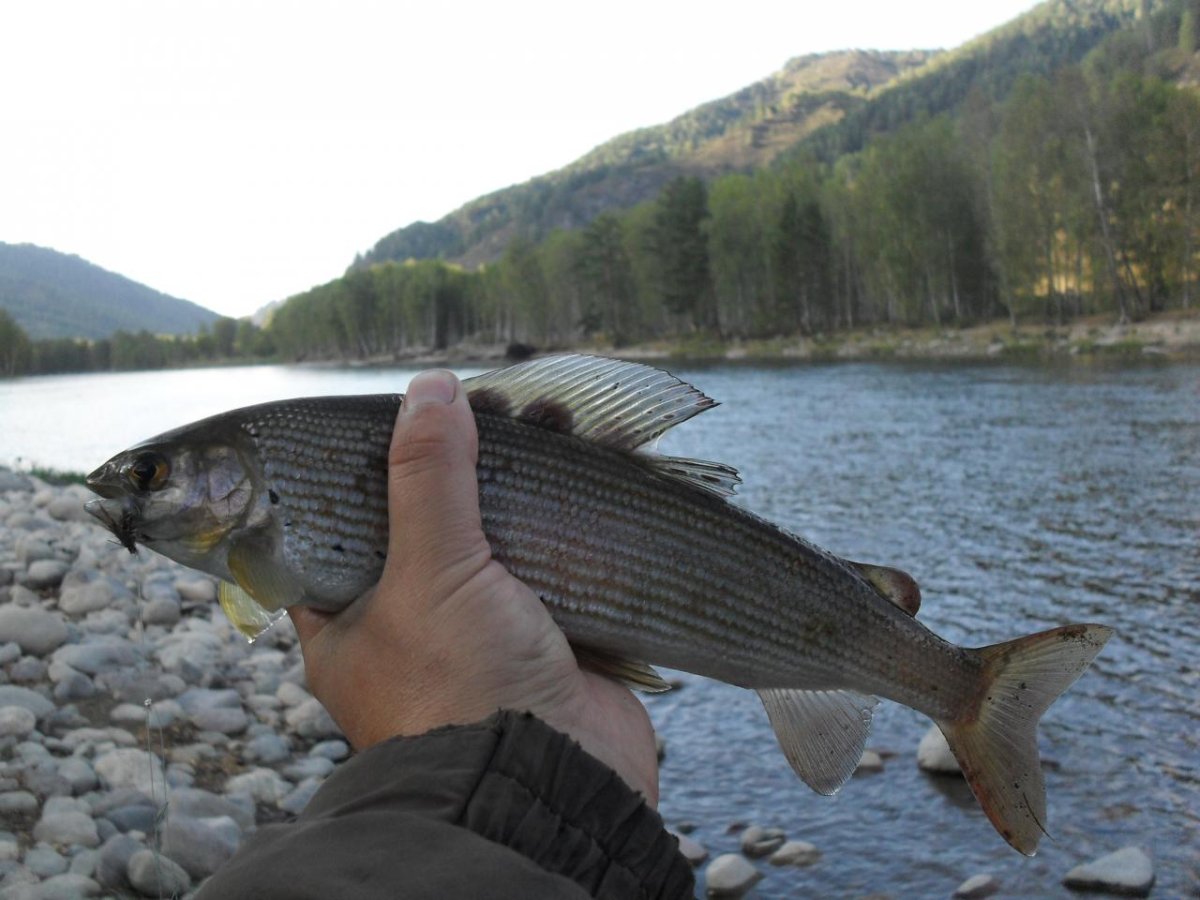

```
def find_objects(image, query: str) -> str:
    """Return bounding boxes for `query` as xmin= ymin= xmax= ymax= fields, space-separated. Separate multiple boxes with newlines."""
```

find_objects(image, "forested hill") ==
xmin=0 ymin=243 xmax=218 ymax=340
xmin=354 ymin=49 xmax=936 ymax=270
xmin=355 ymin=0 xmax=1173 ymax=272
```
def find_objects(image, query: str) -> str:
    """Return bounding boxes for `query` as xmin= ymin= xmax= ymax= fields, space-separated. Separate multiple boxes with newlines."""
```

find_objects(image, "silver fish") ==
xmin=85 ymin=354 xmax=1112 ymax=854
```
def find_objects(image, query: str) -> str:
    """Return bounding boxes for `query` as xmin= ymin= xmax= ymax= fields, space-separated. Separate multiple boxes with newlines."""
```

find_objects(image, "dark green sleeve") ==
xmin=194 ymin=710 xmax=694 ymax=900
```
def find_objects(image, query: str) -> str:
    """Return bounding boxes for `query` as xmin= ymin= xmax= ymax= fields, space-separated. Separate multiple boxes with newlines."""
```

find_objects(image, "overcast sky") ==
xmin=1 ymin=1 xmax=1042 ymax=319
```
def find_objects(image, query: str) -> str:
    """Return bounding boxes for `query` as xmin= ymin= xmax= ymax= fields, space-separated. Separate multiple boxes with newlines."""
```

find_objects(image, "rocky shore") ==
xmin=0 ymin=470 xmax=1157 ymax=898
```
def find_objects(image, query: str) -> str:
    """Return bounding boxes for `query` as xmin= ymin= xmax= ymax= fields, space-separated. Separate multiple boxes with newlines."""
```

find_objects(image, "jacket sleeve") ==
xmin=194 ymin=710 xmax=695 ymax=900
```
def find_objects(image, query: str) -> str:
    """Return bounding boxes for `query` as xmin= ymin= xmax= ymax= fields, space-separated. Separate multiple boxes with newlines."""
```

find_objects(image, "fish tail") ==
xmin=937 ymin=623 xmax=1113 ymax=856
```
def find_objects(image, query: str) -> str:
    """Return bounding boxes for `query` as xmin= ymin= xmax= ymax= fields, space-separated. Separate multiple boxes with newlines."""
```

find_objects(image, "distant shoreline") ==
xmin=347 ymin=310 xmax=1200 ymax=368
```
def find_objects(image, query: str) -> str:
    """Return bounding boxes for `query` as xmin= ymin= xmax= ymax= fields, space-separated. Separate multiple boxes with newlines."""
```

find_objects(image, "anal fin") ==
xmin=757 ymin=688 xmax=878 ymax=795
xmin=572 ymin=644 xmax=672 ymax=693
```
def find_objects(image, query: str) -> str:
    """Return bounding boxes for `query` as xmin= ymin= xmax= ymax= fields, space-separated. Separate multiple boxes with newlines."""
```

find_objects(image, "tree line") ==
xmin=0 ymin=312 xmax=274 ymax=377
xmin=269 ymin=72 xmax=1198 ymax=359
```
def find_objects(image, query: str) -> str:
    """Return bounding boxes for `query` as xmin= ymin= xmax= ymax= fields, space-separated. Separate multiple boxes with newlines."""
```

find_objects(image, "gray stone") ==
xmin=917 ymin=725 xmax=961 ymax=774
xmin=7 ymin=657 xmax=47 ymax=683
xmin=855 ymin=749 xmax=884 ymax=774
xmin=190 ymin=706 xmax=248 ymax=735
xmin=51 ymin=671 xmax=95 ymax=702
xmin=284 ymin=697 xmax=340 ymax=739
xmin=127 ymin=848 xmax=191 ymax=897
xmin=98 ymin=670 xmax=184 ymax=703
xmin=94 ymin=748 xmax=166 ymax=797
xmin=0 ymin=792 xmax=38 ymax=814
xmin=160 ymin=816 xmax=238 ymax=879
xmin=954 ymin=873 xmax=1000 ymax=898
xmin=52 ymin=637 xmax=137 ymax=675
xmin=282 ymin=756 xmax=334 ymax=781
xmin=1063 ymin=847 xmax=1154 ymax=897
xmin=671 ymin=831 xmax=708 ymax=866
xmin=739 ymin=825 xmax=786 ymax=858
xmin=278 ymin=778 xmax=322 ymax=815
xmin=309 ymin=739 xmax=350 ymax=761
xmin=0 ymin=707 xmax=36 ymax=739
xmin=166 ymin=788 xmax=254 ymax=831
xmin=705 ymin=853 xmax=761 ymax=897
xmin=32 ymin=811 xmax=100 ymax=848
xmin=46 ymin=495 xmax=88 ymax=523
xmin=225 ymin=767 xmax=292 ymax=805
xmin=0 ymin=642 xmax=19 ymax=666
xmin=243 ymin=732 xmax=291 ymax=764
xmin=24 ymin=559 xmax=69 ymax=590
xmin=23 ymin=844 xmax=67 ymax=877
xmin=0 ymin=686 xmax=53 ymax=720
xmin=94 ymin=833 xmax=142 ymax=891
xmin=56 ymin=571 xmax=128 ymax=615
xmin=103 ymin=803 xmax=158 ymax=834
xmin=275 ymin=681 xmax=311 ymax=708
xmin=156 ymin=632 xmax=224 ymax=673
xmin=140 ymin=596 xmax=181 ymax=626
xmin=67 ymin=848 xmax=98 ymax=878
xmin=43 ymin=795 xmax=88 ymax=817
xmin=768 ymin=840 xmax=820 ymax=867
xmin=0 ymin=607 xmax=68 ymax=656
xmin=15 ymin=537 xmax=55 ymax=565
xmin=35 ymin=872 xmax=101 ymax=898
xmin=0 ymin=839 xmax=17 ymax=862
xmin=0 ymin=470 xmax=33 ymax=492
xmin=175 ymin=576 xmax=217 ymax=605
xmin=56 ymin=758 xmax=97 ymax=794
xmin=177 ymin=687 xmax=241 ymax=715
xmin=110 ymin=700 xmax=179 ymax=729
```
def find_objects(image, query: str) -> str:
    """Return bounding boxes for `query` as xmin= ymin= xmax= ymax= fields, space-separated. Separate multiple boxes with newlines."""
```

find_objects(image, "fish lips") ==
xmin=84 ymin=463 xmax=142 ymax=553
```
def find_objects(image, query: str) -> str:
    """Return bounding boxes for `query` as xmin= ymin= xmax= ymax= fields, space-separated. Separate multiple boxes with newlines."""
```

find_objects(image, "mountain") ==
xmin=355 ymin=49 xmax=936 ymax=270
xmin=0 ymin=243 xmax=219 ymax=340
xmin=355 ymin=0 xmax=1173 ymax=272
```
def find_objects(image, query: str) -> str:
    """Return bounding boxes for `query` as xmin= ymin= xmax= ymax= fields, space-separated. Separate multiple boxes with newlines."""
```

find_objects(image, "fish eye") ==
xmin=127 ymin=452 xmax=170 ymax=492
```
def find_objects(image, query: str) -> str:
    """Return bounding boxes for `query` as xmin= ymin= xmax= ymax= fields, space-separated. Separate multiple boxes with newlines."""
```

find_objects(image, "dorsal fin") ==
xmin=847 ymin=561 xmax=921 ymax=616
xmin=464 ymin=355 xmax=718 ymax=452
xmin=646 ymin=456 xmax=741 ymax=498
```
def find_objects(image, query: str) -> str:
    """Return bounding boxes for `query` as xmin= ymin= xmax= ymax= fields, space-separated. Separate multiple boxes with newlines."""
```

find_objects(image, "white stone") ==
xmin=0 ymin=705 xmax=37 ymax=738
xmin=916 ymin=725 xmax=961 ymax=774
xmin=94 ymin=748 xmax=167 ymax=797
xmin=1063 ymin=847 xmax=1154 ymax=896
xmin=705 ymin=853 xmax=761 ymax=897
xmin=127 ymin=848 xmax=191 ymax=897
xmin=769 ymin=840 xmax=820 ymax=867
xmin=954 ymin=873 xmax=1000 ymax=898
xmin=0 ymin=606 xmax=69 ymax=656
xmin=24 ymin=558 xmax=69 ymax=589
xmin=671 ymin=831 xmax=708 ymax=866
xmin=855 ymin=749 xmax=884 ymax=774
xmin=32 ymin=811 xmax=100 ymax=848
xmin=284 ymin=696 xmax=341 ymax=739
xmin=739 ymin=824 xmax=785 ymax=858
xmin=176 ymin=576 xmax=218 ymax=604
xmin=0 ymin=685 xmax=54 ymax=719
xmin=225 ymin=767 xmax=293 ymax=805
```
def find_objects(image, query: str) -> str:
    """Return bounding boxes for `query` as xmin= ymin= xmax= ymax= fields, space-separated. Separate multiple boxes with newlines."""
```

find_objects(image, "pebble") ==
xmin=23 ymin=845 xmax=67 ymax=878
xmin=176 ymin=576 xmax=218 ymax=605
xmin=285 ymin=697 xmax=341 ymax=739
xmin=127 ymin=848 xmax=192 ymax=897
xmin=51 ymin=638 xmax=136 ymax=676
xmin=94 ymin=748 xmax=167 ymax=797
xmin=916 ymin=725 xmax=960 ymax=774
xmin=23 ymin=559 xmax=69 ymax=590
xmin=30 ymin=873 xmax=101 ymax=898
xmin=0 ymin=607 xmax=68 ymax=656
xmin=278 ymin=778 xmax=323 ymax=815
xmin=32 ymin=811 xmax=100 ymax=848
xmin=705 ymin=853 xmax=762 ymax=897
xmin=855 ymin=749 xmax=884 ymax=774
xmin=953 ymin=873 xmax=1000 ymax=898
xmin=1063 ymin=846 xmax=1154 ymax=896
xmin=739 ymin=825 xmax=786 ymax=858
xmin=243 ymin=733 xmax=291 ymax=764
xmin=225 ymin=767 xmax=293 ymax=805
xmin=0 ymin=707 xmax=37 ymax=739
xmin=95 ymin=834 xmax=142 ymax=891
xmin=56 ymin=571 xmax=126 ymax=615
xmin=0 ymin=686 xmax=54 ymax=720
xmin=671 ymin=831 xmax=708 ymax=866
xmin=159 ymin=815 xmax=239 ymax=879
xmin=309 ymin=739 xmax=350 ymax=761
xmin=190 ymin=706 xmax=249 ymax=735
xmin=768 ymin=840 xmax=820 ymax=867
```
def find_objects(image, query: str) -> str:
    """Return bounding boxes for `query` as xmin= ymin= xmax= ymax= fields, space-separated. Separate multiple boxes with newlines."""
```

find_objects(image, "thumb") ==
xmin=386 ymin=369 xmax=491 ymax=594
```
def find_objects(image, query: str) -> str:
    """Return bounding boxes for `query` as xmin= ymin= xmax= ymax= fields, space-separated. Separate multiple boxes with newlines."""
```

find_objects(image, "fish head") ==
xmin=85 ymin=433 xmax=254 ymax=568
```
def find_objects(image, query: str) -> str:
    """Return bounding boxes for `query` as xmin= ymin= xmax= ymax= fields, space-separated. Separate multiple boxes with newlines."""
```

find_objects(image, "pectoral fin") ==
xmin=218 ymin=581 xmax=287 ymax=642
xmin=757 ymin=688 xmax=878 ymax=795
xmin=227 ymin=535 xmax=303 ymax=613
xmin=572 ymin=644 xmax=672 ymax=693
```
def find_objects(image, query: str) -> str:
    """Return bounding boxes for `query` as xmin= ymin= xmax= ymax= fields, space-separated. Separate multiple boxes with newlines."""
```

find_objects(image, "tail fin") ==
xmin=938 ymin=623 xmax=1113 ymax=856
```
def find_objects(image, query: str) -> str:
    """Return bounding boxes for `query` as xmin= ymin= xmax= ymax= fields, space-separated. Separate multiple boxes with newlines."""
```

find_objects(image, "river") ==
xmin=2 ymin=360 xmax=1198 ymax=897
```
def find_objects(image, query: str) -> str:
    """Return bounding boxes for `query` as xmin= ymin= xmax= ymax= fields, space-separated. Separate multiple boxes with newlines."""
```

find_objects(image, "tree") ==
xmin=651 ymin=177 xmax=717 ymax=333
xmin=0 ymin=309 xmax=30 ymax=376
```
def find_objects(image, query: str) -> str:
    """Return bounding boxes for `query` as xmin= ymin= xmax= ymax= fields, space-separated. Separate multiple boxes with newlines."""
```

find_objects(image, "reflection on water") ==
xmin=3 ymin=360 xmax=1198 ymax=896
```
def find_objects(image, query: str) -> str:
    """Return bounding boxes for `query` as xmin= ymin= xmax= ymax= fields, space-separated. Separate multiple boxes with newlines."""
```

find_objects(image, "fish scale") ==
xmin=84 ymin=353 xmax=1112 ymax=855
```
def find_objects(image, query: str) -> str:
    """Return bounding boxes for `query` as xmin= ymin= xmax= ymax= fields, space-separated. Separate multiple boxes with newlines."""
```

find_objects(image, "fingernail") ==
xmin=402 ymin=370 xmax=458 ymax=412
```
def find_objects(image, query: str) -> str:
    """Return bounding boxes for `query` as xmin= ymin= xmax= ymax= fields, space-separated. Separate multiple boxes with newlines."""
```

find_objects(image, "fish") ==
xmin=84 ymin=354 xmax=1112 ymax=854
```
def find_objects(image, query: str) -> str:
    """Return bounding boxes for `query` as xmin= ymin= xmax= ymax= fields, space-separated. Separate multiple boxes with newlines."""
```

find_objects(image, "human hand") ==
xmin=289 ymin=369 xmax=660 ymax=804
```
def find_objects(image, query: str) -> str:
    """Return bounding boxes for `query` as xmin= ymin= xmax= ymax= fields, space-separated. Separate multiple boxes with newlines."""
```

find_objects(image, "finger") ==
xmin=288 ymin=606 xmax=334 ymax=647
xmin=387 ymin=369 xmax=491 ymax=586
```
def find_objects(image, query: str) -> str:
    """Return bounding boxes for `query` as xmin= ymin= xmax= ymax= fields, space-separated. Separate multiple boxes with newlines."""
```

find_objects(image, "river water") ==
xmin=2 ymin=360 xmax=1197 ymax=897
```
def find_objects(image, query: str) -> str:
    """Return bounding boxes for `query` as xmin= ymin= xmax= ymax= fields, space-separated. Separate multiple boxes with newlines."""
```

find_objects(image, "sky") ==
xmin=2 ymin=1 xmax=1042 ymax=319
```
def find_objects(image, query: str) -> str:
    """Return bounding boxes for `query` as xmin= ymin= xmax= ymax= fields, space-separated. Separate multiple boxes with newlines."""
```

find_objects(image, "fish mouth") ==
xmin=83 ymin=496 xmax=142 ymax=554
